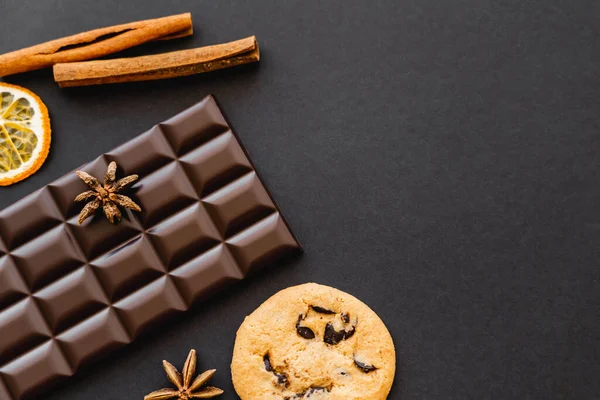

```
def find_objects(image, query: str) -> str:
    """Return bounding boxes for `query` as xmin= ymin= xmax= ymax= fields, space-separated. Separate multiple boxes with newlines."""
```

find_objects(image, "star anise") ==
xmin=144 ymin=349 xmax=224 ymax=400
xmin=75 ymin=161 xmax=141 ymax=225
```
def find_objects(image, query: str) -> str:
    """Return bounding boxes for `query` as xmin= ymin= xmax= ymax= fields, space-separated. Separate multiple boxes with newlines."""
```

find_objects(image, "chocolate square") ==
xmin=33 ymin=266 xmax=109 ymax=334
xmin=0 ymin=299 xmax=52 ymax=366
xmin=0 ymin=341 xmax=72 ymax=400
xmin=130 ymin=162 xmax=198 ymax=228
xmin=0 ymin=188 xmax=63 ymax=250
xmin=180 ymin=131 xmax=253 ymax=196
xmin=90 ymin=235 xmax=165 ymax=302
xmin=147 ymin=203 xmax=221 ymax=269
xmin=202 ymin=171 xmax=277 ymax=238
xmin=226 ymin=213 xmax=299 ymax=274
xmin=106 ymin=126 xmax=176 ymax=177
xmin=113 ymin=276 xmax=186 ymax=338
xmin=11 ymin=225 xmax=85 ymax=291
xmin=56 ymin=309 xmax=130 ymax=370
xmin=170 ymin=244 xmax=243 ymax=306
xmin=0 ymin=257 xmax=29 ymax=310
xmin=160 ymin=97 xmax=229 ymax=156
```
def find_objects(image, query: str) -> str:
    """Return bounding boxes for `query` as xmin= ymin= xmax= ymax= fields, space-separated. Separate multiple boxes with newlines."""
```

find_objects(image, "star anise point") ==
xmin=75 ymin=162 xmax=141 ymax=225
xmin=144 ymin=350 xmax=223 ymax=400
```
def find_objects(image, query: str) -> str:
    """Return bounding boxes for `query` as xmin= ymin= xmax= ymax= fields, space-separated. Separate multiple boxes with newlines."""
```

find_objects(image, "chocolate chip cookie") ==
xmin=231 ymin=283 xmax=396 ymax=399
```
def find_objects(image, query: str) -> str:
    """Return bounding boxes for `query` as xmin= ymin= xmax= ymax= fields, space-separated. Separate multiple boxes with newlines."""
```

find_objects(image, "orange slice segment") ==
xmin=0 ymin=83 xmax=51 ymax=186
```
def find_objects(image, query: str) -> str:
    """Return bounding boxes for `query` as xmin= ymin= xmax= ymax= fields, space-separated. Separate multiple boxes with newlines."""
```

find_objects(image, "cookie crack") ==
xmin=264 ymin=353 xmax=290 ymax=388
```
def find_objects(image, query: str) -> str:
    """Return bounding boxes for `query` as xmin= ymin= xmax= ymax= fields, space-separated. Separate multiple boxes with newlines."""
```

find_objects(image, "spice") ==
xmin=75 ymin=161 xmax=141 ymax=224
xmin=0 ymin=13 xmax=193 ymax=77
xmin=53 ymin=36 xmax=259 ymax=87
xmin=144 ymin=349 xmax=223 ymax=400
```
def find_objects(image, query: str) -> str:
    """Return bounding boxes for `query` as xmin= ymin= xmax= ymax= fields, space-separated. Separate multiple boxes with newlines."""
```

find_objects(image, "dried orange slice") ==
xmin=0 ymin=83 xmax=51 ymax=186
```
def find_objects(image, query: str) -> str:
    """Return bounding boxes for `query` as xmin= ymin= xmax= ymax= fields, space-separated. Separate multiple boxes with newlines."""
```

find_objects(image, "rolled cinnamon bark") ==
xmin=0 ymin=13 xmax=193 ymax=77
xmin=53 ymin=36 xmax=260 ymax=87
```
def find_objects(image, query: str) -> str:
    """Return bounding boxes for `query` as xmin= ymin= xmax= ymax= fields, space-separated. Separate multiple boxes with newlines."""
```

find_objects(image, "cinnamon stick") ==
xmin=53 ymin=36 xmax=260 ymax=87
xmin=0 ymin=13 xmax=193 ymax=77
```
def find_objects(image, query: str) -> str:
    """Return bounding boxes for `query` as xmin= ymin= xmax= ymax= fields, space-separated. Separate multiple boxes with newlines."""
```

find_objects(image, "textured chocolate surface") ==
xmin=0 ymin=96 xmax=300 ymax=400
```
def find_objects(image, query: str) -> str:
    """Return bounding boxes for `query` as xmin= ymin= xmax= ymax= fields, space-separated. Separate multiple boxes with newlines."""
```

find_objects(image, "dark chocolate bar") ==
xmin=0 ymin=96 xmax=301 ymax=400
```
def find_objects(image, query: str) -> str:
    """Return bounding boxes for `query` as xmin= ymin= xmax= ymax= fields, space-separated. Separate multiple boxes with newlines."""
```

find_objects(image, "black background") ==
xmin=1 ymin=0 xmax=599 ymax=399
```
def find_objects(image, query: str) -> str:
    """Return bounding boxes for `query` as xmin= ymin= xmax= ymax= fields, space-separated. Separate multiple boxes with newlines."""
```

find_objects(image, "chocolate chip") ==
xmin=263 ymin=354 xmax=273 ymax=372
xmin=323 ymin=322 xmax=346 ymax=345
xmin=276 ymin=372 xmax=290 ymax=387
xmin=341 ymin=312 xmax=350 ymax=323
xmin=354 ymin=357 xmax=377 ymax=373
xmin=324 ymin=319 xmax=356 ymax=345
xmin=296 ymin=326 xmax=316 ymax=339
xmin=310 ymin=305 xmax=336 ymax=314
xmin=296 ymin=314 xmax=315 ymax=339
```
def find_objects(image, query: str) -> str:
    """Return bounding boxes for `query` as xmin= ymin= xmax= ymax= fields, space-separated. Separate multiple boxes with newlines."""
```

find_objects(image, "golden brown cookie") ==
xmin=231 ymin=283 xmax=396 ymax=399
